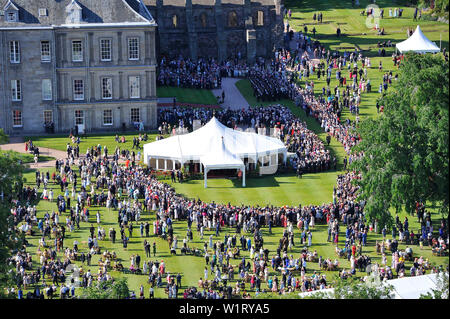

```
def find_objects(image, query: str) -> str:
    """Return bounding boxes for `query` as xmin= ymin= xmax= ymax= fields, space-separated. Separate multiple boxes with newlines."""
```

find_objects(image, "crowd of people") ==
xmin=157 ymin=56 xmax=249 ymax=90
xmin=157 ymin=105 xmax=334 ymax=174
xmin=4 ymin=14 xmax=449 ymax=300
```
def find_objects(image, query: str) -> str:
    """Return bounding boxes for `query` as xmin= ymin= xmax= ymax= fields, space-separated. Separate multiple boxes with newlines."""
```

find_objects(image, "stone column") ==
xmin=149 ymin=30 xmax=156 ymax=65
xmin=117 ymin=32 xmax=123 ymax=63
xmin=88 ymin=32 xmax=94 ymax=66
xmin=119 ymin=71 xmax=124 ymax=99
xmin=215 ymin=0 xmax=226 ymax=62
xmin=186 ymin=0 xmax=197 ymax=60
xmin=90 ymin=72 xmax=95 ymax=102
xmin=64 ymin=73 xmax=69 ymax=101
xmin=145 ymin=71 xmax=151 ymax=98
xmin=246 ymin=29 xmax=257 ymax=64
xmin=144 ymin=31 xmax=151 ymax=65
xmin=60 ymin=33 xmax=67 ymax=66
xmin=151 ymin=71 xmax=156 ymax=98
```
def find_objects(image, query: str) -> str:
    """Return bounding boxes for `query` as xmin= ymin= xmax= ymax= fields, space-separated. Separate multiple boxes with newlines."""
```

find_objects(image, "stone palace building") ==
xmin=0 ymin=0 xmax=284 ymax=135
xmin=145 ymin=0 xmax=284 ymax=62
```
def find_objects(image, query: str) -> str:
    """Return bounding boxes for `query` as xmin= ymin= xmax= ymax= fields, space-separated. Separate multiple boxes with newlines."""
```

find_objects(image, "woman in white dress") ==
xmin=309 ymin=214 xmax=315 ymax=228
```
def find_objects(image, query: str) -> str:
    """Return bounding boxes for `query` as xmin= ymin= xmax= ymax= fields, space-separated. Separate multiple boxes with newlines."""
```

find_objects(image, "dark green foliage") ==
xmin=351 ymin=53 xmax=449 ymax=228
xmin=79 ymin=278 xmax=131 ymax=299
xmin=0 ymin=152 xmax=25 ymax=297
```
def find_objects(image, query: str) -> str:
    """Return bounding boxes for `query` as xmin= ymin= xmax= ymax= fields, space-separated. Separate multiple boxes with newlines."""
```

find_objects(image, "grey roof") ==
xmin=144 ymin=0 xmax=279 ymax=7
xmin=0 ymin=0 xmax=155 ymax=28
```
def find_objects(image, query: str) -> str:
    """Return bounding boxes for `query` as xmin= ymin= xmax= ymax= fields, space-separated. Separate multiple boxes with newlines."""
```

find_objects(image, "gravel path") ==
xmin=212 ymin=77 xmax=250 ymax=111
xmin=0 ymin=136 xmax=67 ymax=169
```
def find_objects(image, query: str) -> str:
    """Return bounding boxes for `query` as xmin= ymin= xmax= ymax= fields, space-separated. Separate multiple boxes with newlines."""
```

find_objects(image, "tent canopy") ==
xmin=396 ymin=25 xmax=440 ymax=54
xmin=200 ymin=137 xmax=244 ymax=170
xmin=143 ymin=116 xmax=287 ymax=188
xmin=143 ymin=116 xmax=287 ymax=166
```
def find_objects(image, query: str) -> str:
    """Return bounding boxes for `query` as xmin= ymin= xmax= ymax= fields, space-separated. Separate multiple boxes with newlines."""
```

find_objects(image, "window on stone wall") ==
xmin=172 ymin=14 xmax=178 ymax=28
xmin=74 ymin=110 xmax=84 ymax=125
xmin=72 ymin=40 xmax=83 ymax=62
xmin=100 ymin=39 xmax=112 ymax=61
xmin=128 ymin=37 xmax=139 ymax=60
xmin=200 ymin=12 xmax=207 ymax=28
xmin=42 ymin=79 xmax=52 ymax=100
xmin=6 ymin=12 xmax=17 ymax=22
xmin=43 ymin=110 xmax=53 ymax=124
xmin=12 ymin=110 xmax=22 ymax=127
xmin=129 ymin=76 xmax=140 ymax=99
xmin=101 ymin=77 xmax=112 ymax=99
xmin=103 ymin=109 xmax=113 ymax=126
xmin=257 ymin=10 xmax=264 ymax=26
xmin=73 ymin=79 xmax=84 ymax=100
xmin=9 ymin=40 xmax=20 ymax=63
xmin=131 ymin=108 xmax=140 ymax=123
xmin=41 ymin=41 xmax=51 ymax=62
xmin=228 ymin=11 xmax=237 ymax=27
xmin=11 ymin=79 xmax=21 ymax=101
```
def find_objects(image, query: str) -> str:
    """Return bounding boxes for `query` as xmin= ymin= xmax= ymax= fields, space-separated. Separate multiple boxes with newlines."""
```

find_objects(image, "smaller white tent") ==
xmin=396 ymin=25 xmax=440 ymax=54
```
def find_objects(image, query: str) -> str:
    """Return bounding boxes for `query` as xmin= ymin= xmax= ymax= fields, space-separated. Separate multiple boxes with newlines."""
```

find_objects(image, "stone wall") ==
xmin=147 ymin=0 xmax=284 ymax=62
xmin=0 ymin=26 xmax=158 ymax=135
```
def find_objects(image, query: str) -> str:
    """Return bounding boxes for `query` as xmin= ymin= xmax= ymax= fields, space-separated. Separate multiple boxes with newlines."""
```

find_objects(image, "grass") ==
xmin=283 ymin=0 xmax=449 ymax=124
xmin=165 ymin=172 xmax=340 ymax=207
xmin=24 ymin=132 xmax=160 ymax=154
xmin=0 ymin=150 xmax=55 ymax=163
xmin=285 ymin=0 xmax=449 ymax=54
xmin=157 ymin=86 xmax=219 ymax=105
xmin=20 ymin=168 xmax=447 ymax=299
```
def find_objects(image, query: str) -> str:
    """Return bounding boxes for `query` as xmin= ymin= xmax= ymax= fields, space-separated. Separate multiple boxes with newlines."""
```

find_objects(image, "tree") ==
xmin=0 ymin=129 xmax=8 ymax=145
xmin=0 ymin=151 xmax=25 ymax=297
xmin=79 ymin=278 xmax=130 ymax=299
xmin=304 ymin=273 xmax=395 ymax=299
xmin=351 ymin=53 xmax=449 ymax=228
xmin=420 ymin=266 xmax=449 ymax=299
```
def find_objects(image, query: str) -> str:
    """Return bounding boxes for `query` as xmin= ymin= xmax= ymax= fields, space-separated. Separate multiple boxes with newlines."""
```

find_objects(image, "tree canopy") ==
xmin=0 ymin=129 xmax=8 ymax=145
xmin=79 ymin=278 xmax=130 ymax=299
xmin=351 ymin=53 xmax=449 ymax=228
xmin=0 ymin=151 xmax=25 ymax=297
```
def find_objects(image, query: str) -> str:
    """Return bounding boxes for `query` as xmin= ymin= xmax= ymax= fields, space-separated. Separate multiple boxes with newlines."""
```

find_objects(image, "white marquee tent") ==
xmin=396 ymin=25 xmax=440 ymax=54
xmin=143 ymin=117 xmax=287 ymax=187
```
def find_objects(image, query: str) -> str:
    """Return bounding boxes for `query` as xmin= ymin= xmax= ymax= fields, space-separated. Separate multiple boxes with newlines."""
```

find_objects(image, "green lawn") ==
xmin=283 ymin=0 xmax=449 ymax=123
xmin=165 ymin=172 xmax=340 ymax=207
xmin=24 ymin=132 xmax=160 ymax=154
xmin=20 ymin=168 xmax=446 ymax=299
xmin=285 ymin=0 xmax=449 ymax=53
xmin=0 ymin=150 xmax=55 ymax=164
xmin=157 ymin=86 xmax=219 ymax=105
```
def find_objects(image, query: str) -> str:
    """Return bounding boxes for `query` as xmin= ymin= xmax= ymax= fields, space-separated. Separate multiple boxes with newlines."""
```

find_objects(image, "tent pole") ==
xmin=156 ymin=158 xmax=159 ymax=170
xmin=242 ymin=166 xmax=246 ymax=187
xmin=204 ymin=168 xmax=208 ymax=188
xmin=164 ymin=159 xmax=167 ymax=171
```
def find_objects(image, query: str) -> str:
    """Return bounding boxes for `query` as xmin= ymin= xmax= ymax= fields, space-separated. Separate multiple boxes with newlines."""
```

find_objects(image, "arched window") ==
xmin=200 ymin=12 xmax=207 ymax=28
xmin=172 ymin=14 xmax=178 ymax=28
xmin=257 ymin=10 xmax=264 ymax=26
xmin=228 ymin=11 xmax=237 ymax=27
